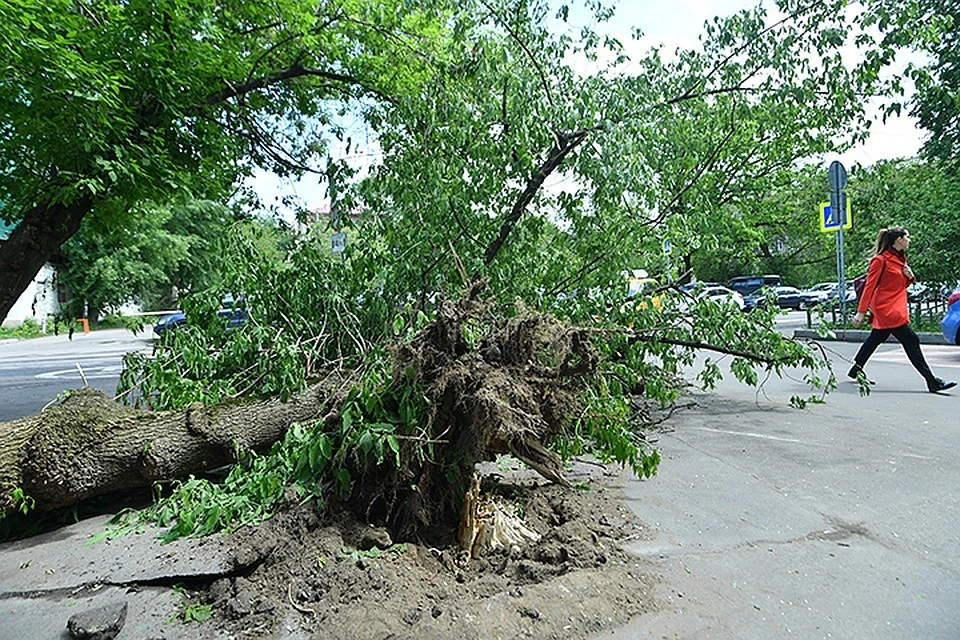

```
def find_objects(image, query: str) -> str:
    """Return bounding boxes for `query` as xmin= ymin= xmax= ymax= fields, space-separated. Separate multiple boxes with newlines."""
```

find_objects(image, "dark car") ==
xmin=743 ymin=286 xmax=804 ymax=311
xmin=153 ymin=311 xmax=187 ymax=336
xmin=726 ymin=275 xmax=783 ymax=298
xmin=153 ymin=301 xmax=248 ymax=337
xmin=771 ymin=286 xmax=805 ymax=310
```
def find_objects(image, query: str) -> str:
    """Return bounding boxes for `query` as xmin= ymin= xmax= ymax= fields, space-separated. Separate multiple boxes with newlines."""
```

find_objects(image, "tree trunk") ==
xmin=0 ymin=196 xmax=93 ymax=324
xmin=0 ymin=382 xmax=337 ymax=516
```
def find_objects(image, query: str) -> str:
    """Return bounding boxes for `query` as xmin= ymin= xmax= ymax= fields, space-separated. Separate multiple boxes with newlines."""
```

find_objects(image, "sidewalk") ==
xmin=598 ymin=340 xmax=960 ymax=640
xmin=793 ymin=327 xmax=949 ymax=345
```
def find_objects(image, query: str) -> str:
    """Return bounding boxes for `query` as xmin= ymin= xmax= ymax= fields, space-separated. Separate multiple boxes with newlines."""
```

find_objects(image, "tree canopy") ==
xmin=58 ymin=199 xmax=236 ymax=318
xmin=908 ymin=0 xmax=960 ymax=166
xmin=0 ymin=0 xmax=465 ymax=320
xmin=0 ymin=0 xmax=953 ymax=322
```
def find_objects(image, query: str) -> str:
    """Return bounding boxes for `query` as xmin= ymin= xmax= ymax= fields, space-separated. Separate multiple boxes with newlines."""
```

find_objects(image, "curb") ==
xmin=794 ymin=328 xmax=950 ymax=345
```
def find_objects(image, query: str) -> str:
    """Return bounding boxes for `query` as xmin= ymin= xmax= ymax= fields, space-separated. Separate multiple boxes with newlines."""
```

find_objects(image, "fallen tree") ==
xmin=0 ymin=378 xmax=343 ymax=515
xmin=0 ymin=282 xmax=661 ymax=544
xmin=1 ymin=279 xmax=833 ymax=545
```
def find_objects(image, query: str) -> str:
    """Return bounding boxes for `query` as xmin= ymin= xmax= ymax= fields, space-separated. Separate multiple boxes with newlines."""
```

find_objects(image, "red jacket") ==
xmin=856 ymin=249 xmax=912 ymax=329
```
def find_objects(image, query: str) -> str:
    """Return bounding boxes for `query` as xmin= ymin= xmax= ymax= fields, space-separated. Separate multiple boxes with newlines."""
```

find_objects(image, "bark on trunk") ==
xmin=0 ymin=382 xmax=338 ymax=517
xmin=0 ymin=196 xmax=93 ymax=324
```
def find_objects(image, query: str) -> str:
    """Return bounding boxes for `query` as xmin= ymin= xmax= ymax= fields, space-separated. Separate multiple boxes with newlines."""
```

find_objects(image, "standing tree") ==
xmin=57 ymin=199 xmax=236 ymax=320
xmin=0 ymin=0 xmax=465 ymax=322
xmin=847 ymin=158 xmax=960 ymax=282
xmin=908 ymin=0 xmax=960 ymax=166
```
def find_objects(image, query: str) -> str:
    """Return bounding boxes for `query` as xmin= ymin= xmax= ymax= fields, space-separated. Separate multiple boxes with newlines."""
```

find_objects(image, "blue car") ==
xmin=943 ymin=289 xmax=960 ymax=345
xmin=153 ymin=307 xmax=248 ymax=337
xmin=153 ymin=311 xmax=187 ymax=336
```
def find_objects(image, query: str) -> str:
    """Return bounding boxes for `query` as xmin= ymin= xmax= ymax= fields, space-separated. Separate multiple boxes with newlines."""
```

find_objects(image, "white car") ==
xmin=800 ymin=282 xmax=837 ymax=307
xmin=697 ymin=285 xmax=745 ymax=311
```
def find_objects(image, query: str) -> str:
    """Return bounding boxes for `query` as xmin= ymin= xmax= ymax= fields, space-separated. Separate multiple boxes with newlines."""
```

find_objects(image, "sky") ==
xmin=557 ymin=0 xmax=924 ymax=167
xmin=248 ymin=0 xmax=925 ymax=216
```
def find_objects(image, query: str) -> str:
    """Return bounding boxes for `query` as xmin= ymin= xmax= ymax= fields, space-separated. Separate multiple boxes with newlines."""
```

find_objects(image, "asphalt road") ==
xmin=600 ymin=333 xmax=960 ymax=640
xmin=0 ymin=328 xmax=153 ymax=422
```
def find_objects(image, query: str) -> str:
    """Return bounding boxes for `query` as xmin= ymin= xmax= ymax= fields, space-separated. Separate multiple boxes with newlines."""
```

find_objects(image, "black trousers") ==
xmin=853 ymin=323 xmax=935 ymax=384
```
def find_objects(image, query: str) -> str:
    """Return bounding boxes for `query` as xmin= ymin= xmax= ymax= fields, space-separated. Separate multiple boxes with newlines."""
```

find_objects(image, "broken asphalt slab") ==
xmin=0 ymin=513 xmax=271 ymax=640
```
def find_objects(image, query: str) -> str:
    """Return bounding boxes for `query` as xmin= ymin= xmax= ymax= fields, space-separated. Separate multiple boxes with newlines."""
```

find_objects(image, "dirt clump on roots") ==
xmin=202 ymin=462 xmax=658 ymax=639
xmin=352 ymin=282 xmax=608 ymax=544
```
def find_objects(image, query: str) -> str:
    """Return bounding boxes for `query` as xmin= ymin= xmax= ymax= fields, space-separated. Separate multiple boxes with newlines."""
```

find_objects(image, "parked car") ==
xmin=678 ymin=281 xmax=721 ymax=294
xmin=907 ymin=281 xmax=932 ymax=302
xmin=153 ymin=311 xmax=187 ymax=336
xmin=743 ymin=285 xmax=804 ymax=311
xmin=800 ymin=282 xmax=838 ymax=307
xmin=826 ymin=284 xmax=856 ymax=303
xmin=153 ymin=296 xmax=249 ymax=337
xmin=940 ymin=281 xmax=960 ymax=300
xmin=942 ymin=288 xmax=960 ymax=345
xmin=696 ymin=285 xmax=745 ymax=311
xmin=726 ymin=275 xmax=782 ymax=298
xmin=771 ymin=286 xmax=805 ymax=310
xmin=622 ymin=270 xmax=664 ymax=311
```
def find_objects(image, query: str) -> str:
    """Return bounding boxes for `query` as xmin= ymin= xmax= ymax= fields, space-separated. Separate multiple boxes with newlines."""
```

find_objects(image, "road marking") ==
xmin=35 ymin=366 xmax=123 ymax=380
xmin=868 ymin=345 xmax=960 ymax=368
xmin=691 ymin=427 xmax=810 ymax=444
xmin=0 ymin=353 xmax=148 ymax=373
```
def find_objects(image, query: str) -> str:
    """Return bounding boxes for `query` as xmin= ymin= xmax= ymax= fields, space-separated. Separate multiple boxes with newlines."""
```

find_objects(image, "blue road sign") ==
xmin=819 ymin=200 xmax=852 ymax=232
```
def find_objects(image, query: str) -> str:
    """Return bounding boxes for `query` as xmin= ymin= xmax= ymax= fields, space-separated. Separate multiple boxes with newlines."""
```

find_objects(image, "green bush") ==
xmin=0 ymin=318 xmax=49 ymax=340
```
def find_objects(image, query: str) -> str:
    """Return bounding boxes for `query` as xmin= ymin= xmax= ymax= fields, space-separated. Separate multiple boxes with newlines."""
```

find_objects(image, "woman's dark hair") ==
xmin=874 ymin=226 xmax=908 ymax=254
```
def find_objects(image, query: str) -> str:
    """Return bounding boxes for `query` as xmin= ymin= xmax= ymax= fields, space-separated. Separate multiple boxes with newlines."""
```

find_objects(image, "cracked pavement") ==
xmin=0 ymin=514 xmax=257 ymax=639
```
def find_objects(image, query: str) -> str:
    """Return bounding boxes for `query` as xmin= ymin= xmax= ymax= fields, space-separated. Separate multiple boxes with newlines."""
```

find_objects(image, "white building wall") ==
xmin=2 ymin=263 xmax=60 ymax=329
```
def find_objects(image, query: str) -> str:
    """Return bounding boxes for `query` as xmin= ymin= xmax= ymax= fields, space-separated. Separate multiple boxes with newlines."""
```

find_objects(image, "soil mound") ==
xmin=203 ymin=465 xmax=658 ymax=639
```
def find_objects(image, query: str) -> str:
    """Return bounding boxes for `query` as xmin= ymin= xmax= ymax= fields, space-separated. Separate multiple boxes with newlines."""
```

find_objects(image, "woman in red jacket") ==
xmin=849 ymin=227 xmax=956 ymax=393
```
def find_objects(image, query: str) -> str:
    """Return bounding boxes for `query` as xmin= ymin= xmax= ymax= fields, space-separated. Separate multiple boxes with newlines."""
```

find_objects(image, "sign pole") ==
xmin=837 ymin=224 xmax=847 ymax=318
xmin=828 ymin=161 xmax=849 ymax=319
xmin=662 ymin=238 xmax=672 ymax=284
xmin=327 ymin=158 xmax=347 ymax=261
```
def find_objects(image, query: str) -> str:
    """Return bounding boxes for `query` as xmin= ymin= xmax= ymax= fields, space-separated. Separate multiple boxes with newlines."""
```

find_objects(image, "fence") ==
xmin=806 ymin=296 xmax=948 ymax=331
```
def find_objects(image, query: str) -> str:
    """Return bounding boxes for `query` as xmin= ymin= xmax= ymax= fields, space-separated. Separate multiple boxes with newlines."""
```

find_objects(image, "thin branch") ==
xmin=627 ymin=332 xmax=795 ymax=366
xmin=477 ymin=0 xmax=554 ymax=108
xmin=665 ymin=84 xmax=763 ymax=105
xmin=670 ymin=0 xmax=825 ymax=105
xmin=543 ymin=252 xmax=606 ymax=299
xmin=658 ymin=115 xmax=738 ymax=221
xmin=447 ymin=198 xmax=486 ymax=250
xmin=204 ymin=63 xmax=388 ymax=105
xmin=481 ymin=128 xmax=593 ymax=268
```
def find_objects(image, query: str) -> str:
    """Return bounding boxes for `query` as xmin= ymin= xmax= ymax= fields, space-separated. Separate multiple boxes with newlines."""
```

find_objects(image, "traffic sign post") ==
xmin=828 ymin=160 xmax=847 ymax=192
xmin=825 ymin=161 xmax=850 ymax=318
xmin=331 ymin=231 xmax=347 ymax=254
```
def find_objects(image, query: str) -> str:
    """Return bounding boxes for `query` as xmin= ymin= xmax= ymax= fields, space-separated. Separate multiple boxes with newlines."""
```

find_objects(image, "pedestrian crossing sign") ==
xmin=819 ymin=199 xmax=852 ymax=232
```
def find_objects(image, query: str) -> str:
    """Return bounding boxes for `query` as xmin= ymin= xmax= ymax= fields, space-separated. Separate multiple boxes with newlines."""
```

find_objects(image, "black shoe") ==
xmin=848 ymin=364 xmax=875 ymax=385
xmin=928 ymin=378 xmax=957 ymax=393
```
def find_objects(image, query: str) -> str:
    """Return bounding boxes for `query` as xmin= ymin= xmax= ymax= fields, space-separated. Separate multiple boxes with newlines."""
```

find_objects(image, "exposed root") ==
xmin=458 ymin=473 xmax=541 ymax=560
xmin=351 ymin=280 xmax=602 ymax=542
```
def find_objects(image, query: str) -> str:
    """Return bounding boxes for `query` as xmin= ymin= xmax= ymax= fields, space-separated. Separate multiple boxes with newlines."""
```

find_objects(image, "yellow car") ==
xmin=623 ymin=271 xmax=664 ymax=312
